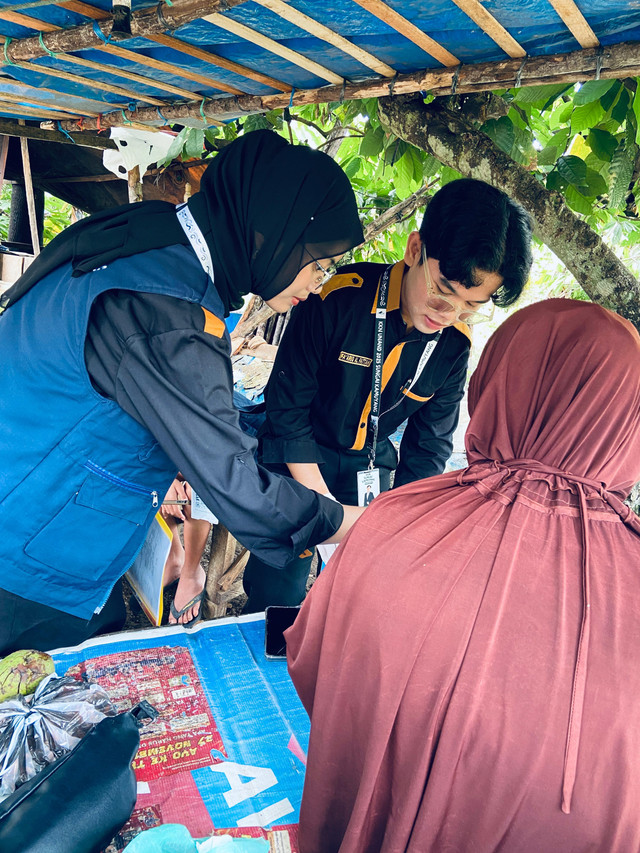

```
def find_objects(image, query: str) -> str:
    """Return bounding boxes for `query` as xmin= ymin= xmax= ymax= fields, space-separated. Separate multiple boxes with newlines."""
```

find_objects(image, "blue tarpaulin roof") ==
xmin=0 ymin=0 xmax=639 ymax=130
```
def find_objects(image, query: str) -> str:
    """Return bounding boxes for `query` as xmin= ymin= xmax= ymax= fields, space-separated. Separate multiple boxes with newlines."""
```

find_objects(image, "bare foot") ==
xmin=168 ymin=567 xmax=206 ymax=625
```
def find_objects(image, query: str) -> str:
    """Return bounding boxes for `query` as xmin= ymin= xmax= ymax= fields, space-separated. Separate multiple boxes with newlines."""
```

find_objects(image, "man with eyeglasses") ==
xmin=242 ymin=178 xmax=533 ymax=613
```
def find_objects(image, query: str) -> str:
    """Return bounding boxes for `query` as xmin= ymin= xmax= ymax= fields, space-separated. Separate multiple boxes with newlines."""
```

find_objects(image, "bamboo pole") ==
xmin=18 ymin=121 xmax=40 ymax=256
xmin=56 ymin=41 xmax=640 ymax=132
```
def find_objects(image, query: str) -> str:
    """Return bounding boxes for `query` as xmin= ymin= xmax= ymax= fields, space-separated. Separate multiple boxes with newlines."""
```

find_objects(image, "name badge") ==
xmin=357 ymin=468 xmax=380 ymax=507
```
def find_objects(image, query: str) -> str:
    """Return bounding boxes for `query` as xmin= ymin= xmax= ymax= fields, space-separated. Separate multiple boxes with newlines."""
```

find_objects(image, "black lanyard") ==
xmin=366 ymin=266 xmax=442 ymax=467
xmin=366 ymin=265 xmax=392 ymax=467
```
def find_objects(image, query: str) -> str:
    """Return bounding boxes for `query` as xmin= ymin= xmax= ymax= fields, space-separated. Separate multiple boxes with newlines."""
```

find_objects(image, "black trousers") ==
xmin=242 ymin=441 xmax=396 ymax=613
xmin=0 ymin=579 xmax=127 ymax=656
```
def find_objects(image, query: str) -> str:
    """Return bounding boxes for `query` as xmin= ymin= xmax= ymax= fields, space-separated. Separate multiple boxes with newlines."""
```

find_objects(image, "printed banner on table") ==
xmin=52 ymin=615 xmax=309 ymax=852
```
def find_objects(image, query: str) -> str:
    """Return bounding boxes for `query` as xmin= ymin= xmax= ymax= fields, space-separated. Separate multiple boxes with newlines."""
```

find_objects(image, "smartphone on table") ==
xmin=264 ymin=605 xmax=301 ymax=659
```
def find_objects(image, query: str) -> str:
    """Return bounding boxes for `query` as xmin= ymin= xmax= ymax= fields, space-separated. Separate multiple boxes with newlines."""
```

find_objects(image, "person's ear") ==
xmin=403 ymin=231 xmax=422 ymax=266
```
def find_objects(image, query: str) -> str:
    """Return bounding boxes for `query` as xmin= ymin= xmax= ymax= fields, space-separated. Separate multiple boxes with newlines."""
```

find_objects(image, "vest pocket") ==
xmin=25 ymin=469 xmax=153 ymax=582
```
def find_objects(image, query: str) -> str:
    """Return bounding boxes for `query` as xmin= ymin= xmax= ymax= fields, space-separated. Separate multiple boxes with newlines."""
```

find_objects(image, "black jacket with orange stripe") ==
xmin=261 ymin=260 xmax=471 ymax=487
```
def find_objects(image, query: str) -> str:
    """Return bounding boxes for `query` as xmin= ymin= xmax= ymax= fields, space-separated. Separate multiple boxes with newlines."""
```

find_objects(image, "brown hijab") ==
xmin=287 ymin=299 xmax=640 ymax=852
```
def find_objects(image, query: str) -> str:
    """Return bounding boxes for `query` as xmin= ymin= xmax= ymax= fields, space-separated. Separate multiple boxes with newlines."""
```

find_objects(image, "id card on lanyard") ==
xmin=358 ymin=264 xmax=441 ymax=506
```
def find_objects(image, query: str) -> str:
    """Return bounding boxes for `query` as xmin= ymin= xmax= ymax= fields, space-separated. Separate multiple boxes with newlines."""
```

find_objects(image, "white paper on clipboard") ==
xmin=126 ymin=513 xmax=173 ymax=626
xmin=190 ymin=489 xmax=219 ymax=524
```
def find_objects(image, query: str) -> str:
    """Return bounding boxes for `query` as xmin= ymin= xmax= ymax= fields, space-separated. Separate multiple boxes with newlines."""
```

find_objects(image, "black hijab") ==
xmin=0 ymin=130 xmax=363 ymax=315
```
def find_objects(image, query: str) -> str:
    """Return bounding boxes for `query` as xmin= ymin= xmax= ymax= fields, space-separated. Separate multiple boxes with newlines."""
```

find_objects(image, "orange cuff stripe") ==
xmin=402 ymin=389 xmax=433 ymax=402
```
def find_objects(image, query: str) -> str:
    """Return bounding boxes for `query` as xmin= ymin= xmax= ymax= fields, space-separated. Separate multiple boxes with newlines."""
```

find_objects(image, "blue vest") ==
xmin=0 ymin=244 xmax=225 ymax=619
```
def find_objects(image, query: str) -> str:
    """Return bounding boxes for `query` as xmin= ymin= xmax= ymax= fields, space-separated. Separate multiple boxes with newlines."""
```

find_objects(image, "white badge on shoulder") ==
xmin=357 ymin=467 xmax=380 ymax=507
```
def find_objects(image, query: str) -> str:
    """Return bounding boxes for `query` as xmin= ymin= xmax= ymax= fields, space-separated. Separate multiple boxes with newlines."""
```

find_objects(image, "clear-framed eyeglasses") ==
xmin=421 ymin=246 xmax=495 ymax=326
xmin=311 ymin=259 xmax=339 ymax=291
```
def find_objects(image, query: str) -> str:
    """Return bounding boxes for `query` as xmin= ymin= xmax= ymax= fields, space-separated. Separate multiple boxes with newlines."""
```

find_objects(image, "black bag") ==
xmin=0 ymin=702 xmax=154 ymax=853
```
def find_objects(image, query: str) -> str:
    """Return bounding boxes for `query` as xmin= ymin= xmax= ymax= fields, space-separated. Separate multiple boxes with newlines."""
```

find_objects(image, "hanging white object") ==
xmin=102 ymin=127 xmax=175 ymax=181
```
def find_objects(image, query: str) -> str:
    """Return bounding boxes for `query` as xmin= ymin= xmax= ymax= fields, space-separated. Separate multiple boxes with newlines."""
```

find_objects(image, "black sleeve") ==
xmin=261 ymin=294 xmax=336 ymax=464
xmin=87 ymin=295 xmax=343 ymax=568
xmin=394 ymin=351 xmax=468 ymax=487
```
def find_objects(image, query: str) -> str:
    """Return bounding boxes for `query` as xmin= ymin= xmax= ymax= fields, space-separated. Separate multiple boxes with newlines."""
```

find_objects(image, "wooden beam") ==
xmin=449 ymin=0 xmax=525 ymax=58
xmin=546 ymin=0 xmax=599 ymax=49
xmin=44 ymin=51 xmax=191 ymax=100
xmin=52 ymin=0 xmax=293 ymax=93
xmin=147 ymin=33 xmax=292 ymax=92
xmin=0 ymin=89 xmax=99 ymax=116
xmin=0 ymin=117 xmax=116 ymax=147
xmin=254 ymin=0 xmax=395 ymax=77
xmin=1 ymin=102 xmax=81 ymax=120
xmin=0 ymin=10 xmax=242 ymax=99
xmin=0 ymin=135 xmax=9 ymax=192
xmin=57 ymin=41 xmax=640 ymax=131
xmin=0 ymin=51 xmax=167 ymax=106
xmin=127 ymin=164 xmax=142 ymax=203
xmin=349 ymin=0 xmax=459 ymax=67
xmin=96 ymin=44 xmax=243 ymax=97
xmin=3 ymin=0 xmax=250 ymax=62
xmin=18 ymin=122 xmax=40 ymax=256
xmin=1 ymin=81 xmax=117 ymax=115
xmin=204 ymin=12 xmax=344 ymax=85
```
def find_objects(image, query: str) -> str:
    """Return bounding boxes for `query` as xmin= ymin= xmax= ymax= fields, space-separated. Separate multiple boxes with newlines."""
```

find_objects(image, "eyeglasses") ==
xmin=311 ymin=259 xmax=339 ymax=291
xmin=421 ymin=246 xmax=495 ymax=326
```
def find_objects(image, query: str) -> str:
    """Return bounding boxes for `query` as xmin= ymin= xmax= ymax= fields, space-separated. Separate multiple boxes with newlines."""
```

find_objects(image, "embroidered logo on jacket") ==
xmin=339 ymin=351 xmax=373 ymax=367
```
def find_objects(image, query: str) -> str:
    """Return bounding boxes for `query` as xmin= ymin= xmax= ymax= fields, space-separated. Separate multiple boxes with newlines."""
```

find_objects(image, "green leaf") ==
xmin=482 ymin=116 xmax=515 ymax=155
xmin=203 ymin=127 xmax=220 ymax=145
xmin=633 ymin=88 xmax=640 ymax=145
xmin=158 ymin=129 xmax=187 ymax=167
xmin=556 ymin=100 xmax=574 ymax=125
xmin=600 ymin=80 xmax=622 ymax=112
xmin=547 ymin=170 xmax=568 ymax=192
xmin=608 ymin=144 xmax=635 ymax=210
xmin=393 ymin=150 xmax=417 ymax=198
xmin=586 ymin=127 xmax=619 ymax=161
xmin=573 ymin=79 xmax=616 ymax=105
xmin=343 ymin=157 xmax=363 ymax=180
xmin=243 ymin=114 xmax=271 ymax=133
xmin=359 ymin=125 xmax=384 ymax=158
xmin=537 ymin=145 xmax=558 ymax=166
xmin=611 ymin=86 xmax=630 ymax=125
xmin=581 ymin=167 xmax=608 ymax=196
xmin=565 ymin=185 xmax=593 ymax=215
xmin=556 ymin=154 xmax=587 ymax=187
xmin=439 ymin=165 xmax=462 ymax=186
xmin=184 ymin=128 xmax=204 ymax=159
xmin=513 ymin=83 xmax=571 ymax=107
xmin=570 ymin=101 xmax=605 ymax=133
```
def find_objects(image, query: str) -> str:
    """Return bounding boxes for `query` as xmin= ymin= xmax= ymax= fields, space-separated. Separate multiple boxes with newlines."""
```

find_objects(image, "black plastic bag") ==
xmin=0 ymin=701 xmax=155 ymax=853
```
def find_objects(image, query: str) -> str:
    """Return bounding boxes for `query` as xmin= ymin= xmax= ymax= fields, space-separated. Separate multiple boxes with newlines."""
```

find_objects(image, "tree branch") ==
xmin=363 ymin=184 xmax=434 ymax=243
xmin=378 ymin=94 xmax=640 ymax=329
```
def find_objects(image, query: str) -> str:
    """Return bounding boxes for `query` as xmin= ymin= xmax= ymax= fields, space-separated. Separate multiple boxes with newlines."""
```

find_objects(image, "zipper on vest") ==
xmin=84 ymin=460 xmax=159 ymax=507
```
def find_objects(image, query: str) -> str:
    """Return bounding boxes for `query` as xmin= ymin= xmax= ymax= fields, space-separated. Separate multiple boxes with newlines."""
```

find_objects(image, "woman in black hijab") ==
xmin=0 ymin=130 xmax=365 ymax=650
xmin=1 ymin=129 xmax=363 ymax=314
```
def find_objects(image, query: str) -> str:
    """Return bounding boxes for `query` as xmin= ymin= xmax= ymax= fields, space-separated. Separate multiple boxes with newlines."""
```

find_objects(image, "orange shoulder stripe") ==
xmin=202 ymin=308 xmax=225 ymax=338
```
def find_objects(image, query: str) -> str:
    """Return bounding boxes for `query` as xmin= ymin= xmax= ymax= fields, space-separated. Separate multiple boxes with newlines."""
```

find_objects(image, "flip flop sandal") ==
xmin=169 ymin=591 xmax=204 ymax=627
